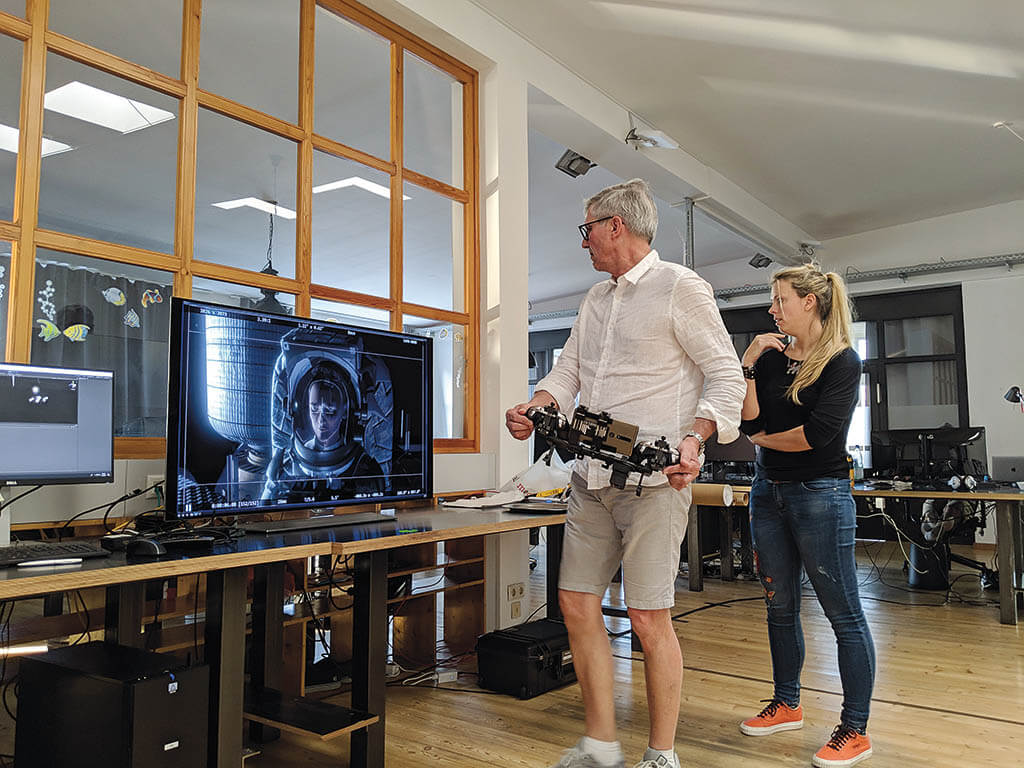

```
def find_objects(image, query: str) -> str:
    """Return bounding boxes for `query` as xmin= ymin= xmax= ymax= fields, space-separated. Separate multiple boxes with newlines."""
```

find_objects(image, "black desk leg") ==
xmin=1013 ymin=502 xmax=1024 ymax=613
xmin=206 ymin=567 xmax=247 ymax=768
xmin=687 ymin=506 xmax=703 ymax=592
xmin=104 ymin=582 xmax=145 ymax=648
xmin=250 ymin=563 xmax=285 ymax=742
xmin=720 ymin=509 xmax=734 ymax=581
xmin=546 ymin=523 xmax=564 ymax=620
xmin=352 ymin=550 xmax=387 ymax=768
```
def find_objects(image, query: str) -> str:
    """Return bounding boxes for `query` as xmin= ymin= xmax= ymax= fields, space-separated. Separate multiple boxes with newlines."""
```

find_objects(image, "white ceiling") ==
xmin=473 ymin=0 xmax=1024 ymax=239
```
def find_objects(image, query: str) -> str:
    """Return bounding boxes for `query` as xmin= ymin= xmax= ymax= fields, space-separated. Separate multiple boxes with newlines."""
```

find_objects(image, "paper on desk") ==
xmin=441 ymin=490 xmax=526 ymax=508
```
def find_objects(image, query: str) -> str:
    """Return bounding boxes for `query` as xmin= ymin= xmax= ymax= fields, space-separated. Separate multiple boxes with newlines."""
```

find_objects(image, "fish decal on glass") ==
xmin=123 ymin=308 xmax=141 ymax=328
xmin=141 ymin=288 xmax=163 ymax=308
xmin=36 ymin=319 xmax=90 ymax=342
xmin=101 ymin=287 xmax=127 ymax=306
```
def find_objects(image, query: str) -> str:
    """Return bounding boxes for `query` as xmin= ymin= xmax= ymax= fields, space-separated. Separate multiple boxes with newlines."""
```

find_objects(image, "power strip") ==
xmin=435 ymin=670 xmax=458 ymax=684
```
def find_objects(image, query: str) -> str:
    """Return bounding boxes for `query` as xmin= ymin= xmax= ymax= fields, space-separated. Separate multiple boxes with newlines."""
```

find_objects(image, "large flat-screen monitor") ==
xmin=165 ymin=298 xmax=433 ymax=520
xmin=0 ymin=363 xmax=114 ymax=486
xmin=870 ymin=426 xmax=986 ymax=478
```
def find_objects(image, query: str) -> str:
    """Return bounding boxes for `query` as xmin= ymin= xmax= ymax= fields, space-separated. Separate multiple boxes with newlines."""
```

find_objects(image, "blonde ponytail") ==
xmin=771 ymin=265 xmax=855 ymax=404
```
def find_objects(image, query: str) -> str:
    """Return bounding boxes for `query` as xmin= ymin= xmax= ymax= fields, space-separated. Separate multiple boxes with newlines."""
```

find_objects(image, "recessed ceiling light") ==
xmin=211 ymin=197 xmax=296 ymax=220
xmin=44 ymin=81 xmax=175 ymax=134
xmin=312 ymin=176 xmax=411 ymax=200
xmin=0 ymin=123 xmax=73 ymax=157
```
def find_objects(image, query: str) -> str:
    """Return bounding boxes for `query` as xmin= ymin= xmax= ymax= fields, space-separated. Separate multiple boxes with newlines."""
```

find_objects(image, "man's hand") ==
xmin=749 ymin=431 xmax=768 ymax=447
xmin=664 ymin=435 xmax=703 ymax=490
xmin=505 ymin=402 xmax=536 ymax=440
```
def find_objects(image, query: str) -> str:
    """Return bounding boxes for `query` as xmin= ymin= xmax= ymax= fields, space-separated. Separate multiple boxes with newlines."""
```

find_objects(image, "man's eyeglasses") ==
xmin=577 ymin=216 xmax=614 ymax=240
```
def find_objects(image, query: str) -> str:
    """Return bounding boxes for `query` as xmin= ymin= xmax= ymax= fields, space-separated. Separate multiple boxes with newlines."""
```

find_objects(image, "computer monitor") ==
xmin=0 ymin=363 xmax=114 ymax=486
xmin=165 ymin=298 xmax=433 ymax=520
xmin=870 ymin=426 xmax=986 ymax=478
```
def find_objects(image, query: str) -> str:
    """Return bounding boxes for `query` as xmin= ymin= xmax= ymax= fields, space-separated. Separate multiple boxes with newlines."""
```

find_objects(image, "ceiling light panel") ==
xmin=44 ymin=81 xmax=175 ymax=134
xmin=0 ymin=123 xmax=73 ymax=157
xmin=312 ymin=176 xmax=410 ymax=200
xmin=211 ymin=197 xmax=297 ymax=220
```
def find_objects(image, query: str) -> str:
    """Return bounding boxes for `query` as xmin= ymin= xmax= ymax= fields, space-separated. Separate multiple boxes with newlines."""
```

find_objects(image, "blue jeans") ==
xmin=749 ymin=476 xmax=876 ymax=731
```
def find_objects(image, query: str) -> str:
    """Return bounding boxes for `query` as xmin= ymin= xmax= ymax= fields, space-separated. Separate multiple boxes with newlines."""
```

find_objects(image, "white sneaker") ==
xmin=551 ymin=744 xmax=625 ymax=768
xmin=632 ymin=754 xmax=680 ymax=768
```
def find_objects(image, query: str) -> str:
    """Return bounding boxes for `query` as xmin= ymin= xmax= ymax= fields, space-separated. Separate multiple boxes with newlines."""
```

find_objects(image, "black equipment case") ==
xmin=476 ymin=618 xmax=576 ymax=699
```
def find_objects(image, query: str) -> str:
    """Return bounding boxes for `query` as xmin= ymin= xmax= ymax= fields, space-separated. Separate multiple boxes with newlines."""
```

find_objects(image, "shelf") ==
xmin=387 ymin=575 xmax=484 ymax=604
xmin=386 ymin=554 xmax=484 ymax=579
xmin=243 ymin=685 xmax=378 ymax=741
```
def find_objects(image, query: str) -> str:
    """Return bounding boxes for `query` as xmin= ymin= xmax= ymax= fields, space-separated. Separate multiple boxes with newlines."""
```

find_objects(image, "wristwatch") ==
xmin=683 ymin=430 xmax=706 ymax=456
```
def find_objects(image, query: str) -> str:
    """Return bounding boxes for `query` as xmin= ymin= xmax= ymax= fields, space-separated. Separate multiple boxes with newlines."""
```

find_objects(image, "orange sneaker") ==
xmin=739 ymin=699 xmax=804 ymax=736
xmin=812 ymin=724 xmax=872 ymax=767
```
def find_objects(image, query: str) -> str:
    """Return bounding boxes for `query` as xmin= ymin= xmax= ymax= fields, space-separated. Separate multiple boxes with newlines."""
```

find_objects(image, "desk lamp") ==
xmin=1005 ymin=385 xmax=1023 ymax=413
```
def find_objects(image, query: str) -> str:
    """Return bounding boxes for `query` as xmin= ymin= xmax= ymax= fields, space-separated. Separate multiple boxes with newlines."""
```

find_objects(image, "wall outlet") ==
xmin=506 ymin=582 xmax=525 ymax=601
xmin=510 ymin=600 xmax=521 ymax=619
xmin=146 ymin=475 xmax=164 ymax=500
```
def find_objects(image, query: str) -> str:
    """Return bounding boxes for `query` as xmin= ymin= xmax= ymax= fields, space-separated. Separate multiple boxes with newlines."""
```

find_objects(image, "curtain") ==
xmin=30 ymin=258 xmax=172 ymax=437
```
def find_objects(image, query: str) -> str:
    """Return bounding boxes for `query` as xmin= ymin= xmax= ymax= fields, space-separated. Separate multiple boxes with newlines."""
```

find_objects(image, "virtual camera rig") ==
xmin=526 ymin=404 xmax=678 ymax=496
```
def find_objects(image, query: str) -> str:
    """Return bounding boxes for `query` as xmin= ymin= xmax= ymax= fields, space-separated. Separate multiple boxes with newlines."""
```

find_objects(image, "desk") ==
xmin=686 ymin=481 xmax=1024 ymax=626
xmin=0 ymin=506 xmax=566 ymax=768
xmin=851 ymin=483 xmax=1024 ymax=625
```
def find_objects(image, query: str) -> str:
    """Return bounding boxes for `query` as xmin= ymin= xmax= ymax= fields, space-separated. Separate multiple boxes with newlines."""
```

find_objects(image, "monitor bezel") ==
xmin=164 ymin=297 xmax=434 ymax=520
xmin=0 ymin=361 xmax=115 ymax=487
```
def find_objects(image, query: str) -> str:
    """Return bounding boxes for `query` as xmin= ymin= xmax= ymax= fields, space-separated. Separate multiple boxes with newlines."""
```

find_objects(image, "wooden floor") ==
xmin=255 ymin=540 xmax=1023 ymax=768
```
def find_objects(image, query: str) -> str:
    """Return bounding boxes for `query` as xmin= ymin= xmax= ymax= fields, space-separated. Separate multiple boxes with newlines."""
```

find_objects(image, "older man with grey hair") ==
xmin=506 ymin=178 xmax=744 ymax=768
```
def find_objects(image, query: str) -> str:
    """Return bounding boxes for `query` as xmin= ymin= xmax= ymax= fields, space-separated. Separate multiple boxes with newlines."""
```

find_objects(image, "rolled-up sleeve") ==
xmin=804 ymin=353 xmax=862 ymax=449
xmin=671 ymin=274 xmax=746 ymax=443
xmin=535 ymin=316 xmax=582 ymax=413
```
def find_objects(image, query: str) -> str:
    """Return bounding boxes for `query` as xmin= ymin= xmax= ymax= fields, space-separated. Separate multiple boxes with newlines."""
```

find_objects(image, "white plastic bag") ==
xmin=501 ymin=448 xmax=575 ymax=497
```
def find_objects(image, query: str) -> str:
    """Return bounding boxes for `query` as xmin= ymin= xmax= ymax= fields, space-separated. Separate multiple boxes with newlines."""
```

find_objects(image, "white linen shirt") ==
xmin=535 ymin=250 xmax=745 ymax=490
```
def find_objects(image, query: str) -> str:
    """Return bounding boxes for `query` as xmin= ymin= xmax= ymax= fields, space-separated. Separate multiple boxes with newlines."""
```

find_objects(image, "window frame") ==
xmin=721 ymin=284 xmax=970 ymax=435
xmin=0 ymin=0 xmax=480 ymax=457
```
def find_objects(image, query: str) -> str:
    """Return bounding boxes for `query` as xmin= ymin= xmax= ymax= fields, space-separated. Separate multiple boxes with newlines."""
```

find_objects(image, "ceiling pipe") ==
xmin=714 ymin=251 xmax=1024 ymax=301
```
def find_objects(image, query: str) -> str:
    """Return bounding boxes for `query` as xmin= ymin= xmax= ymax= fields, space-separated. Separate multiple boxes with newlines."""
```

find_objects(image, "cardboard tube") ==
xmin=691 ymin=482 xmax=734 ymax=507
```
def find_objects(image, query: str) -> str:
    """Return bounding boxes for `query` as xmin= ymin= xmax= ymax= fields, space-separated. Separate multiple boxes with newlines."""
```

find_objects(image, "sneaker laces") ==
xmin=824 ymin=724 xmax=859 ymax=751
xmin=754 ymin=698 xmax=786 ymax=719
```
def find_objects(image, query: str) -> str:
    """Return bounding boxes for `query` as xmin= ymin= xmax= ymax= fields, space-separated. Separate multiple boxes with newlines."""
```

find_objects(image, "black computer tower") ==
xmin=15 ymin=641 xmax=209 ymax=768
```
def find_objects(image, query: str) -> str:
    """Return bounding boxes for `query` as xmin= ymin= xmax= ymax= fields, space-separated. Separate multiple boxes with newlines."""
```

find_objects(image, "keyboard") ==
xmin=0 ymin=541 xmax=110 ymax=567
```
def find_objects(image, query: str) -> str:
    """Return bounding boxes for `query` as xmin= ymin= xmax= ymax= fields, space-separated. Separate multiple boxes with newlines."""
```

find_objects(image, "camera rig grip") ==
xmin=525 ymin=404 xmax=679 ymax=496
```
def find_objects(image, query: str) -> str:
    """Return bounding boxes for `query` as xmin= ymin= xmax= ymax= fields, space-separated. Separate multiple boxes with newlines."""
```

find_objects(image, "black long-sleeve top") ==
xmin=740 ymin=346 xmax=862 ymax=481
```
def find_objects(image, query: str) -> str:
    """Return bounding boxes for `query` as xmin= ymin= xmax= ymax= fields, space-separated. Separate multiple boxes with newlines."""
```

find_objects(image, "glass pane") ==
xmin=0 ymin=1 xmax=23 ymax=17
xmin=402 ymin=182 xmax=464 ymax=311
xmin=403 ymin=51 xmax=463 ymax=187
xmin=0 ymin=243 xmax=9 ymax=359
xmin=30 ymin=249 xmax=172 ymax=437
xmin=0 ymin=35 xmax=24 ymax=222
xmin=195 ymin=108 xmax=297 ymax=279
xmin=884 ymin=316 xmax=955 ymax=357
xmin=886 ymin=361 xmax=958 ymax=429
xmin=200 ymin=0 xmax=299 ymax=123
xmin=314 ymin=8 xmax=389 ymax=160
xmin=402 ymin=315 xmax=466 ymax=439
xmin=311 ymin=150 xmax=390 ymax=296
xmin=49 ymin=0 xmax=181 ymax=76
xmin=310 ymin=297 xmax=389 ymax=330
xmin=850 ymin=321 xmax=877 ymax=360
xmin=848 ymin=373 xmax=871 ymax=471
xmin=192 ymin=276 xmax=296 ymax=315
xmin=40 ymin=54 xmax=178 ymax=252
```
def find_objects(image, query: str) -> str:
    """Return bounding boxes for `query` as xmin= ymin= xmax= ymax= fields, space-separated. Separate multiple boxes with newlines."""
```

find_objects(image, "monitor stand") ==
xmin=238 ymin=510 xmax=391 ymax=535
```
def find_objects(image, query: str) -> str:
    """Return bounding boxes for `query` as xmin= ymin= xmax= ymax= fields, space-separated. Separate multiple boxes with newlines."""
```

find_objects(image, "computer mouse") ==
xmin=125 ymin=537 xmax=168 ymax=557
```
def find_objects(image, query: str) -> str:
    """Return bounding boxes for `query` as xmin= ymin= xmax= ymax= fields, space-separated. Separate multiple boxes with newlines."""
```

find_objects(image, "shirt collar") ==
xmin=615 ymin=249 xmax=659 ymax=286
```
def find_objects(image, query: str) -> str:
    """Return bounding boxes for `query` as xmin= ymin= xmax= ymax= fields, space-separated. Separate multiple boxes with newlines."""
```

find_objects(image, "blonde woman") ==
xmin=737 ymin=265 xmax=875 ymax=767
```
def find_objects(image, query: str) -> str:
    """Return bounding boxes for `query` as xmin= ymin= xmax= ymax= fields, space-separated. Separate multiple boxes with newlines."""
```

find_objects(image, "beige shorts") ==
xmin=559 ymin=473 xmax=690 ymax=610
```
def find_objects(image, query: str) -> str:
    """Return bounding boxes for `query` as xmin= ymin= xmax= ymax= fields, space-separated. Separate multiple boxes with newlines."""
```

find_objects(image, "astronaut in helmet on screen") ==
xmin=261 ymin=327 xmax=394 ymax=503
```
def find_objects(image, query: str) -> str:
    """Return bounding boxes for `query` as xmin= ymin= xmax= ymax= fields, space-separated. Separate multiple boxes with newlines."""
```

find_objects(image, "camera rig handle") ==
xmin=525 ymin=404 xmax=679 ymax=496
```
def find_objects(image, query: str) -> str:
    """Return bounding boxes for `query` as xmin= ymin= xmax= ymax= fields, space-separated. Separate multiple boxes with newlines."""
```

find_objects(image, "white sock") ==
xmin=642 ymin=746 xmax=679 ymax=767
xmin=579 ymin=736 xmax=624 ymax=766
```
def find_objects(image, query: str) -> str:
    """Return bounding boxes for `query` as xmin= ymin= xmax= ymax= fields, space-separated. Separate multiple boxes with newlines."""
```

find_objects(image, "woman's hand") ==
xmin=748 ymin=431 xmax=768 ymax=447
xmin=742 ymin=333 xmax=787 ymax=367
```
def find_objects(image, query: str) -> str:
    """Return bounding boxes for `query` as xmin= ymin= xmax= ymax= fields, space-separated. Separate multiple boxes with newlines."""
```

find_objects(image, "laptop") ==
xmin=990 ymin=456 xmax=1024 ymax=483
